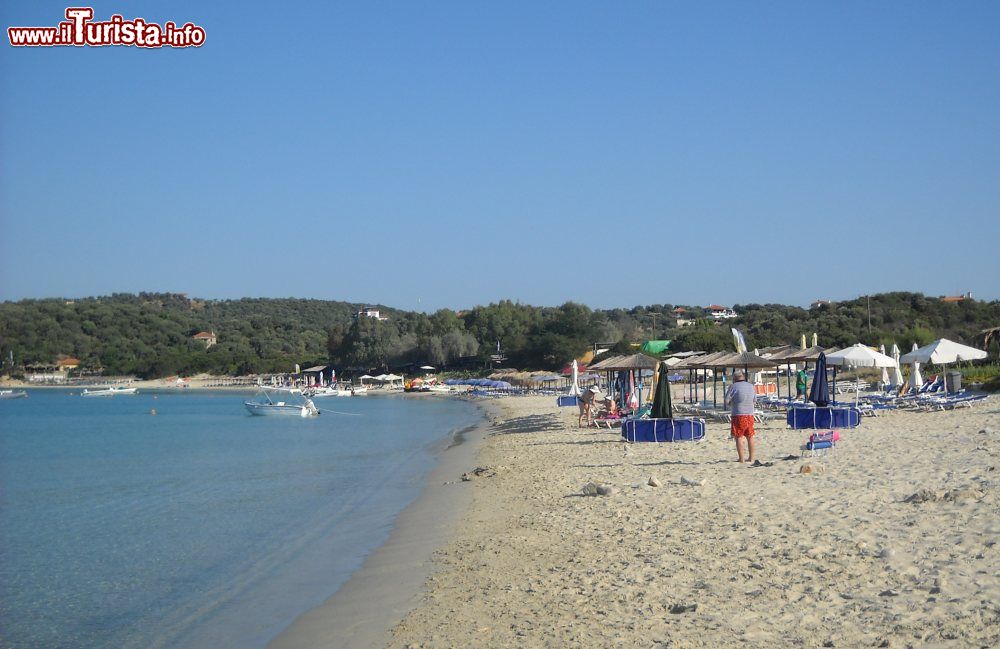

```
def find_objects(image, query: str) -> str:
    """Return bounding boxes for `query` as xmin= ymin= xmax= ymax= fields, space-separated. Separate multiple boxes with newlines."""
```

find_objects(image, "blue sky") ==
xmin=2 ymin=1 xmax=998 ymax=311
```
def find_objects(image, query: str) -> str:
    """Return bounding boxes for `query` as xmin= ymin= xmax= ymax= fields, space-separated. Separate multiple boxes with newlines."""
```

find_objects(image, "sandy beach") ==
xmin=371 ymin=394 xmax=1000 ymax=648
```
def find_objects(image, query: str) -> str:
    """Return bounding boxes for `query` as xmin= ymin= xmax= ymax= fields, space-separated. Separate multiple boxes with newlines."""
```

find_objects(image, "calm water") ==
xmin=0 ymin=390 xmax=482 ymax=649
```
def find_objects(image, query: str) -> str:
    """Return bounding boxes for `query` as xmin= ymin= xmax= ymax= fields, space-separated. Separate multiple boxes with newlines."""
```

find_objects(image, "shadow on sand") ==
xmin=491 ymin=413 xmax=563 ymax=435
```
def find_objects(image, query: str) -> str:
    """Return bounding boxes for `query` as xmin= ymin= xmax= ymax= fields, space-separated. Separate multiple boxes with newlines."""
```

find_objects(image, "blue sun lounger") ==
xmin=621 ymin=418 xmax=706 ymax=442
xmin=786 ymin=406 xmax=861 ymax=429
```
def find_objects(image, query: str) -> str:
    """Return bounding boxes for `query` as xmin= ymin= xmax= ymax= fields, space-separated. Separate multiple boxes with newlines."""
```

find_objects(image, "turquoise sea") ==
xmin=0 ymin=390 xmax=482 ymax=648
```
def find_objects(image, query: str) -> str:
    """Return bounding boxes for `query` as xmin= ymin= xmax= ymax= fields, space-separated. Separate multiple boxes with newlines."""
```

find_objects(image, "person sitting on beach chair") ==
xmin=599 ymin=395 xmax=618 ymax=417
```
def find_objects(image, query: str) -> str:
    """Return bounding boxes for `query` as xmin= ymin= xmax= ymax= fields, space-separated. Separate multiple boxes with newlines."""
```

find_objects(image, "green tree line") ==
xmin=0 ymin=291 xmax=996 ymax=379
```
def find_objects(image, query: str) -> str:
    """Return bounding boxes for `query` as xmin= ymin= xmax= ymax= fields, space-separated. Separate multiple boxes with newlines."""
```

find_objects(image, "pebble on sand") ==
xmin=799 ymin=463 xmax=825 ymax=475
xmin=648 ymin=475 xmax=661 ymax=487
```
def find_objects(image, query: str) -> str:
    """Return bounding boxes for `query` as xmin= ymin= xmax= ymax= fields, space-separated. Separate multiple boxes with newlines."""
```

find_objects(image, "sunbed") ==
xmin=621 ymin=417 xmax=706 ymax=442
xmin=786 ymin=405 xmax=862 ymax=429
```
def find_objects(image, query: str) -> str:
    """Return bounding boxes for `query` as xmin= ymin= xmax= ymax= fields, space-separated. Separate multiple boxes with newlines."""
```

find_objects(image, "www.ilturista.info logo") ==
xmin=8 ymin=7 xmax=205 ymax=48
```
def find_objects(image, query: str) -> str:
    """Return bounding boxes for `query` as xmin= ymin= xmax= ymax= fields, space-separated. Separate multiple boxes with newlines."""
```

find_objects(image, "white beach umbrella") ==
xmin=812 ymin=333 xmax=818 ymax=347
xmin=569 ymin=359 xmax=581 ymax=396
xmin=908 ymin=342 xmax=923 ymax=389
xmin=825 ymin=344 xmax=897 ymax=368
xmin=899 ymin=338 xmax=986 ymax=391
xmin=879 ymin=344 xmax=890 ymax=385
xmin=898 ymin=338 xmax=988 ymax=364
xmin=800 ymin=333 xmax=807 ymax=350
xmin=891 ymin=344 xmax=903 ymax=386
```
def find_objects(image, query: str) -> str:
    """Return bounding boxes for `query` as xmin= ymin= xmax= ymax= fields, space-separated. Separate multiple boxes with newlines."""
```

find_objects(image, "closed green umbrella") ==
xmin=651 ymin=361 xmax=673 ymax=419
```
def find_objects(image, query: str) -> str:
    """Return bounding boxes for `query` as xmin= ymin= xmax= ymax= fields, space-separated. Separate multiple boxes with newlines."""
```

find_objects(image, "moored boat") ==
xmin=82 ymin=387 xmax=138 ymax=397
xmin=0 ymin=389 xmax=28 ymax=399
xmin=244 ymin=388 xmax=319 ymax=417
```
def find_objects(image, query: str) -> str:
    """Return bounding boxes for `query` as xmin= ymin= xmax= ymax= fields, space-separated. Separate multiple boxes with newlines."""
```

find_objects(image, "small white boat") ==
xmin=309 ymin=384 xmax=368 ymax=397
xmin=82 ymin=387 xmax=138 ymax=397
xmin=0 ymin=389 xmax=28 ymax=399
xmin=245 ymin=389 xmax=320 ymax=417
xmin=308 ymin=386 xmax=352 ymax=398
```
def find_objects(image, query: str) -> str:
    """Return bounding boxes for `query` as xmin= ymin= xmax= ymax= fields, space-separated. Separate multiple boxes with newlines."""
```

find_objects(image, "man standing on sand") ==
xmin=578 ymin=385 xmax=599 ymax=427
xmin=725 ymin=370 xmax=758 ymax=463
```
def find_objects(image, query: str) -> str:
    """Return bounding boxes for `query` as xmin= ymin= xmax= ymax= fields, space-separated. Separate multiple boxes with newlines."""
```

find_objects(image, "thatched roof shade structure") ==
xmin=595 ymin=353 xmax=660 ymax=371
xmin=685 ymin=351 xmax=733 ymax=368
xmin=782 ymin=345 xmax=827 ymax=362
xmin=710 ymin=352 xmax=779 ymax=369
xmin=588 ymin=355 xmax=626 ymax=371
xmin=761 ymin=345 xmax=799 ymax=361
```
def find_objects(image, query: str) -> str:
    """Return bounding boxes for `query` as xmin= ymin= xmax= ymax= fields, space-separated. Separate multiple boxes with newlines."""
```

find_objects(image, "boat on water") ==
xmin=244 ymin=388 xmax=320 ymax=417
xmin=81 ymin=387 xmax=138 ymax=397
xmin=308 ymin=384 xmax=368 ymax=397
xmin=0 ymin=389 xmax=28 ymax=399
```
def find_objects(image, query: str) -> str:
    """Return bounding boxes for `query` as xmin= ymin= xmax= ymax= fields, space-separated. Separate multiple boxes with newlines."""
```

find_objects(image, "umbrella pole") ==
xmin=713 ymin=370 xmax=718 ymax=408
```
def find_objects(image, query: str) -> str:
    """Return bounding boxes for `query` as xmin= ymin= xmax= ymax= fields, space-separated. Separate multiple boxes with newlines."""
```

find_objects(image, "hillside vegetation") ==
xmin=0 ymin=292 xmax=996 ymax=378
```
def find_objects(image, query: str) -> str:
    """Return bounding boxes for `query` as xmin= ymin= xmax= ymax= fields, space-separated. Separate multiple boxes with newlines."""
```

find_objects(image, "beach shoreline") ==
xmin=267 ymin=400 xmax=498 ymax=649
xmin=381 ymin=394 xmax=999 ymax=647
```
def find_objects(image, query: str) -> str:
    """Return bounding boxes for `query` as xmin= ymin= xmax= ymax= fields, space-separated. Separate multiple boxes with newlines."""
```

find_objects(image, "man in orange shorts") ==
xmin=725 ymin=371 xmax=757 ymax=463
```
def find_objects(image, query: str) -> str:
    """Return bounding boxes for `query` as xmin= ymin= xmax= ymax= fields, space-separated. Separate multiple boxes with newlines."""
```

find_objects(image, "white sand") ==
xmin=385 ymin=395 xmax=1000 ymax=647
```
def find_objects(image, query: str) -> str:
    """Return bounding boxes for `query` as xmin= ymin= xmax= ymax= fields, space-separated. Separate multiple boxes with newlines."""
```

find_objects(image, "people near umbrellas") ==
xmin=795 ymin=366 xmax=809 ymax=401
xmin=578 ymin=385 xmax=599 ymax=428
xmin=725 ymin=371 xmax=758 ymax=463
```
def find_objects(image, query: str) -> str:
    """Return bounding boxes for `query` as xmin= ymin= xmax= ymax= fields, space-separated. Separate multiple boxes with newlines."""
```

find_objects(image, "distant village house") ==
xmin=192 ymin=331 xmax=217 ymax=348
xmin=57 ymin=357 xmax=81 ymax=372
xmin=704 ymin=305 xmax=738 ymax=320
xmin=355 ymin=307 xmax=388 ymax=321
xmin=940 ymin=292 xmax=973 ymax=303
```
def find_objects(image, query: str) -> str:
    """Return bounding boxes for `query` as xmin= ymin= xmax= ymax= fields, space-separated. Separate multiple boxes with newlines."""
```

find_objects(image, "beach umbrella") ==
xmin=891 ymin=344 xmax=904 ymax=386
xmin=569 ymin=359 xmax=581 ymax=396
xmin=812 ymin=333 xmax=818 ymax=347
xmin=800 ymin=333 xmax=807 ymax=350
xmin=647 ymin=361 xmax=661 ymax=403
xmin=906 ymin=342 xmax=924 ymax=390
xmin=809 ymin=352 xmax=830 ymax=407
xmin=651 ymin=361 xmax=673 ymax=419
xmin=732 ymin=327 xmax=748 ymax=353
xmin=879 ymin=345 xmax=890 ymax=386
xmin=825 ymin=344 xmax=897 ymax=369
xmin=628 ymin=371 xmax=639 ymax=410
xmin=900 ymin=338 xmax=986 ymax=391
xmin=898 ymin=338 xmax=988 ymax=365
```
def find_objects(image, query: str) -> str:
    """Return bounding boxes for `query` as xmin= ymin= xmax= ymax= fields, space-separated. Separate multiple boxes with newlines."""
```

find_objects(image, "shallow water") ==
xmin=0 ymin=390 xmax=481 ymax=648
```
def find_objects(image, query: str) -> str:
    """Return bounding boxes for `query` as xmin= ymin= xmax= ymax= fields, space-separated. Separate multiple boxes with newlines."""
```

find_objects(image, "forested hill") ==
xmin=0 ymin=294 xmax=376 ymax=377
xmin=0 ymin=292 xmax=997 ymax=379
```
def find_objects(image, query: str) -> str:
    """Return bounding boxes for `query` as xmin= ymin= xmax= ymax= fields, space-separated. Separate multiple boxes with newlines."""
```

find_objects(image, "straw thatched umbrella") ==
xmin=764 ymin=346 xmax=803 ymax=400
xmin=688 ymin=351 xmax=733 ymax=406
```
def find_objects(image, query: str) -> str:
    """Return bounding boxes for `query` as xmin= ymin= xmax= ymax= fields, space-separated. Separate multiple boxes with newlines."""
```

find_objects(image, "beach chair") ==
xmin=621 ymin=418 xmax=706 ymax=443
xmin=786 ymin=405 xmax=862 ymax=429
xmin=801 ymin=430 xmax=839 ymax=457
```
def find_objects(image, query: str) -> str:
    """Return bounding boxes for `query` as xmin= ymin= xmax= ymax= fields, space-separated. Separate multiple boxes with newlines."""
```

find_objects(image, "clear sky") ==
xmin=2 ymin=1 xmax=998 ymax=312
